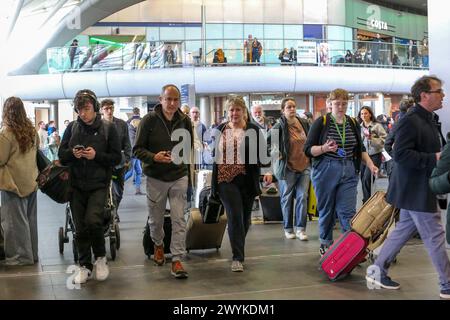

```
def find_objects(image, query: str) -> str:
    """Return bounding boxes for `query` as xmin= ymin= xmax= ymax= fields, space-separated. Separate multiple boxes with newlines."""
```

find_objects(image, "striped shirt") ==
xmin=324 ymin=120 xmax=357 ymax=160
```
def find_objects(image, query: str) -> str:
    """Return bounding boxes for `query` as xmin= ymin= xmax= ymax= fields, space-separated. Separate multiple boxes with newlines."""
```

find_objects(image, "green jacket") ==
xmin=429 ymin=133 xmax=450 ymax=244
xmin=133 ymin=104 xmax=193 ymax=182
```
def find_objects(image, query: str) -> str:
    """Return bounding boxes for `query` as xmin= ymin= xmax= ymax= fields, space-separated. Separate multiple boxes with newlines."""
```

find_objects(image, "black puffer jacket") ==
xmin=59 ymin=115 xmax=122 ymax=191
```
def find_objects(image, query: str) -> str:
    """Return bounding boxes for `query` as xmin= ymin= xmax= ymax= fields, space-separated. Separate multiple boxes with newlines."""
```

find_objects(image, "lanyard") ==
xmin=331 ymin=115 xmax=346 ymax=147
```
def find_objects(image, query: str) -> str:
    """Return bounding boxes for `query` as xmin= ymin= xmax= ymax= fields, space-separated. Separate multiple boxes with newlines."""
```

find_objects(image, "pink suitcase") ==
xmin=319 ymin=231 xmax=368 ymax=281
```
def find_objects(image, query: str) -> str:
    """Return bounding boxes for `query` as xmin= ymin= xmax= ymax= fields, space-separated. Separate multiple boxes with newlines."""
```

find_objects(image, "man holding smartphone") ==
xmin=59 ymin=89 xmax=121 ymax=285
xmin=133 ymin=84 xmax=193 ymax=279
xmin=100 ymin=99 xmax=132 ymax=222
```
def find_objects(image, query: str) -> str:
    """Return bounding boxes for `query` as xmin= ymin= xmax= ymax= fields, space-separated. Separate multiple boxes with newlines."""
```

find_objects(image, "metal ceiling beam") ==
xmin=39 ymin=0 xmax=69 ymax=29
xmin=7 ymin=0 xmax=25 ymax=40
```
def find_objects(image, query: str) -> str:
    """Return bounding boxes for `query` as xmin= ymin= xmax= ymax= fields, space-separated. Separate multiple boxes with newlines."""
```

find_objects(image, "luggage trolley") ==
xmin=58 ymin=183 xmax=121 ymax=262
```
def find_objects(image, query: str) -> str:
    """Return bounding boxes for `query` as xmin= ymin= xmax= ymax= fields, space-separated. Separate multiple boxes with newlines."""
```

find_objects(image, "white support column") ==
xmin=199 ymin=96 xmax=211 ymax=128
xmin=429 ymin=0 xmax=450 ymax=137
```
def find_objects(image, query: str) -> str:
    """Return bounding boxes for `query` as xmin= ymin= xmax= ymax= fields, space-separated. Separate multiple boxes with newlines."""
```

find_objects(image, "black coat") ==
xmin=210 ymin=122 xmax=265 ymax=199
xmin=386 ymin=104 xmax=446 ymax=212
xmin=59 ymin=115 xmax=122 ymax=191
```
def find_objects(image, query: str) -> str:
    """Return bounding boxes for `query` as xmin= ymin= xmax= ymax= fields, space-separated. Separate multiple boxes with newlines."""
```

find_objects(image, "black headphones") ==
xmin=73 ymin=89 xmax=100 ymax=113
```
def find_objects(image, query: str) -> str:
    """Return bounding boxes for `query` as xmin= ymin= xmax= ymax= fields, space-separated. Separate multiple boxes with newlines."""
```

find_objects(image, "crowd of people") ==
xmin=0 ymin=76 xmax=449 ymax=298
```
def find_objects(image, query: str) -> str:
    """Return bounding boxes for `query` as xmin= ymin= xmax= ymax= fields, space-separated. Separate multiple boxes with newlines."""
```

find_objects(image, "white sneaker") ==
xmin=94 ymin=256 xmax=109 ymax=281
xmin=73 ymin=266 xmax=92 ymax=284
xmin=231 ymin=260 xmax=244 ymax=272
xmin=284 ymin=231 xmax=296 ymax=239
xmin=296 ymin=230 xmax=309 ymax=241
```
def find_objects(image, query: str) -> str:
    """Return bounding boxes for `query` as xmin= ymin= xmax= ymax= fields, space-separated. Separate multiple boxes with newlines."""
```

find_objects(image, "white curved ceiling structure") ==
xmin=5 ymin=66 xmax=428 ymax=100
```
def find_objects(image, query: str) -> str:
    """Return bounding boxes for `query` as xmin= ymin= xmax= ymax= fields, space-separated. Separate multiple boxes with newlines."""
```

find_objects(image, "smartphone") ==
xmin=73 ymin=144 xmax=85 ymax=151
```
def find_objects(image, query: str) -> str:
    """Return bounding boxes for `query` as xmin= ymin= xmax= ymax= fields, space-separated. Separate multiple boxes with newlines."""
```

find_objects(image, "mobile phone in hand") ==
xmin=74 ymin=144 xmax=85 ymax=151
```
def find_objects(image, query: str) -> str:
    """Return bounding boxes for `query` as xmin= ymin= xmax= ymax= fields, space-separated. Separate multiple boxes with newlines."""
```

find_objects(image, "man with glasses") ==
xmin=101 ymin=99 xmax=131 ymax=222
xmin=366 ymin=75 xmax=450 ymax=299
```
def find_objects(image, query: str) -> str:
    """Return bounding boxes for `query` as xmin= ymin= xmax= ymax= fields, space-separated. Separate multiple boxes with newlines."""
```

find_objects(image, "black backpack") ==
xmin=36 ymin=164 xmax=71 ymax=204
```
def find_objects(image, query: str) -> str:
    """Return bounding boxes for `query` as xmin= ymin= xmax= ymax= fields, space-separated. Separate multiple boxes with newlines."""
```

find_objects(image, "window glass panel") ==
xmin=264 ymin=39 xmax=283 ymax=64
xmin=244 ymin=24 xmax=263 ymax=39
xmin=146 ymin=27 xmax=160 ymax=41
xmin=284 ymin=25 xmax=302 ymax=39
xmin=206 ymin=40 xmax=224 ymax=62
xmin=160 ymin=27 xmax=185 ymax=41
xmin=224 ymin=24 xmax=243 ymax=40
xmin=185 ymin=40 xmax=202 ymax=54
xmin=264 ymin=24 xmax=283 ymax=39
xmin=185 ymin=27 xmax=201 ymax=40
xmin=224 ymin=39 xmax=242 ymax=50
xmin=224 ymin=49 xmax=242 ymax=64
xmin=206 ymin=24 xmax=223 ymax=39
xmin=284 ymin=39 xmax=299 ymax=49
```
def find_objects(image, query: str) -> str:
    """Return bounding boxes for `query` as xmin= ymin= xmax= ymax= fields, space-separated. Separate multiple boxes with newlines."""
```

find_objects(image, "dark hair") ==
xmin=132 ymin=107 xmax=140 ymax=115
xmin=74 ymin=89 xmax=98 ymax=112
xmin=303 ymin=111 xmax=313 ymax=119
xmin=411 ymin=75 xmax=442 ymax=103
xmin=280 ymin=97 xmax=296 ymax=110
xmin=358 ymin=106 xmax=376 ymax=122
xmin=101 ymin=99 xmax=115 ymax=108
xmin=2 ymin=97 xmax=36 ymax=153
xmin=399 ymin=97 xmax=415 ymax=113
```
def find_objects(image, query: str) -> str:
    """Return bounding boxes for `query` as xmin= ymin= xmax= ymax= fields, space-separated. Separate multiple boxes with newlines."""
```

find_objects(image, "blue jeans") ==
xmin=217 ymin=175 xmax=254 ymax=262
xmin=279 ymin=168 xmax=310 ymax=232
xmin=311 ymin=158 xmax=358 ymax=246
xmin=125 ymin=157 xmax=142 ymax=187
xmin=374 ymin=209 xmax=450 ymax=290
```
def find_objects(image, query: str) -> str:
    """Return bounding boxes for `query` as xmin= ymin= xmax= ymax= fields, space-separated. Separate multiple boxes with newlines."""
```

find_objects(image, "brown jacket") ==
xmin=0 ymin=127 xmax=39 ymax=197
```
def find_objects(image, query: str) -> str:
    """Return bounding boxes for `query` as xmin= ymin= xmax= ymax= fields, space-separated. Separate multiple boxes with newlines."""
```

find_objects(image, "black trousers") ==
xmin=112 ymin=167 xmax=126 ymax=208
xmin=217 ymin=175 xmax=254 ymax=262
xmin=70 ymin=187 xmax=107 ymax=270
xmin=360 ymin=153 xmax=382 ymax=203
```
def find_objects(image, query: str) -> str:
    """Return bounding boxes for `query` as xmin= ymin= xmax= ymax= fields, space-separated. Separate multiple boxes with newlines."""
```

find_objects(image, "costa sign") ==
xmin=367 ymin=19 xmax=388 ymax=31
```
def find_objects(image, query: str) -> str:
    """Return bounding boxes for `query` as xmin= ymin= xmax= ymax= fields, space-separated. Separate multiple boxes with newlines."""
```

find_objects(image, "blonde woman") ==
xmin=210 ymin=96 xmax=271 ymax=272
xmin=0 ymin=97 xmax=39 ymax=265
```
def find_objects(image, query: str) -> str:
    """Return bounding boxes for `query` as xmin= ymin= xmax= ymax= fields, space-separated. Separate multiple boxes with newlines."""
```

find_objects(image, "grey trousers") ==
xmin=373 ymin=209 xmax=450 ymax=290
xmin=0 ymin=190 xmax=38 ymax=265
xmin=146 ymin=176 xmax=188 ymax=261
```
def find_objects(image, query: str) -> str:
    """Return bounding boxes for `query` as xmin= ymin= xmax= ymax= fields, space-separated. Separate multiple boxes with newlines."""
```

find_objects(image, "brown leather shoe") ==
xmin=153 ymin=244 xmax=165 ymax=266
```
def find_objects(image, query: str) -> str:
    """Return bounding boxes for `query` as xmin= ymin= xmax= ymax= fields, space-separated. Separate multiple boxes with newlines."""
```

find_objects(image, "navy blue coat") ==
xmin=386 ymin=104 xmax=446 ymax=213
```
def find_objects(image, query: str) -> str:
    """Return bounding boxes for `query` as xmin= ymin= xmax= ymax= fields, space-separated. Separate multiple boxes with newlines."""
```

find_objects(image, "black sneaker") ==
xmin=365 ymin=275 xmax=400 ymax=290
xmin=319 ymin=244 xmax=328 ymax=257
xmin=440 ymin=289 xmax=450 ymax=299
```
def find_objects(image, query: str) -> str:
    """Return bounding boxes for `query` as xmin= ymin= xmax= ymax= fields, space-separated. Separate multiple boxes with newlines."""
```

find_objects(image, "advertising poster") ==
xmin=297 ymin=41 xmax=317 ymax=64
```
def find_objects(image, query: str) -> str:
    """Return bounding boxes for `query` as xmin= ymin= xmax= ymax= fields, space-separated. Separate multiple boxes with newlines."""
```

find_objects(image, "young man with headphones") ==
xmin=58 ymin=89 xmax=121 ymax=285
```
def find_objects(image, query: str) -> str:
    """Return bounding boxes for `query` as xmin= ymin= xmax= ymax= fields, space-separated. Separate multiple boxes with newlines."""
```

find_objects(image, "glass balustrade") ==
xmin=46 ymin=38 xmax=428 ymax=74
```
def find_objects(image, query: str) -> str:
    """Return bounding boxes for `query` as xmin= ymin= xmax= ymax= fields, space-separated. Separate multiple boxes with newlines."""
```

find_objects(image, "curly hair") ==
xmin=328 ymin=88 xmax=350 ymax=101
xmin=2 ymin=97 xmax=36 ymax=153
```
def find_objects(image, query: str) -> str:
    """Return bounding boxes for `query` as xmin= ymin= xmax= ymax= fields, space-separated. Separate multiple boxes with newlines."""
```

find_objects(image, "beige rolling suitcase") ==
xmin=185 ymin=208 xmax=227 ymax=252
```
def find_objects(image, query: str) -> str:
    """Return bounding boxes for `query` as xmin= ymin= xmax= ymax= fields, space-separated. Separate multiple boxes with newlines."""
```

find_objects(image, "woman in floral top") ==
xmin=210 ymin=96 xmax=272 ymax=272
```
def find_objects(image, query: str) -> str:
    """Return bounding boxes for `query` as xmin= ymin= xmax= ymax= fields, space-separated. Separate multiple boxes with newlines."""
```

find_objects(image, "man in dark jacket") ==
xmin=366 ymin=75 xmax=450 ymax=299
xmin=133 ymin=84 xmax=193 ymax=279
xmin=126 ymin=107 xmax=144 ymax=194
xmin=59 ymin=89 xmax=121 ymax=285
xmin=101 ymin=99 xmax=132 ymax=222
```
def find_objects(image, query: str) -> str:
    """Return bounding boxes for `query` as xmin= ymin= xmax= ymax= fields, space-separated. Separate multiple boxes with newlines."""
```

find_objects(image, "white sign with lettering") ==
xmin=367 ymin=19 xmax=388 ymax=31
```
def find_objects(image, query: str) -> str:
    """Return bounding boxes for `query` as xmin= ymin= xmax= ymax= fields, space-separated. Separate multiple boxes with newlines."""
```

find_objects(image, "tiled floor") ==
xmin=0 ymin=177 xmax=447 ymax=300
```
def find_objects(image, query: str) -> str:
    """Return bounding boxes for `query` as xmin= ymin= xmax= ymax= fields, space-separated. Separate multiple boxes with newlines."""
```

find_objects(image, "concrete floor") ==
xmin=0 ymin=177 xmax=447 ymax=300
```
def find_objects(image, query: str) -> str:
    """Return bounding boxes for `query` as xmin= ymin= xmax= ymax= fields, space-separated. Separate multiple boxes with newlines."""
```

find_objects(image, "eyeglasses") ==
xmin=427 ymin=89 xmax=444 ymax=94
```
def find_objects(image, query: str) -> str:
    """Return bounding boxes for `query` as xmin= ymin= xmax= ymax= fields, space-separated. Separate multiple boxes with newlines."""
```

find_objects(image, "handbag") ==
xmin=200 ymin=190 xmax=224 ymax=224
xmin=36 ymin=149 xmax=51 ymax=172
xmin=36 ymin=163 xmax=72 ymax=203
